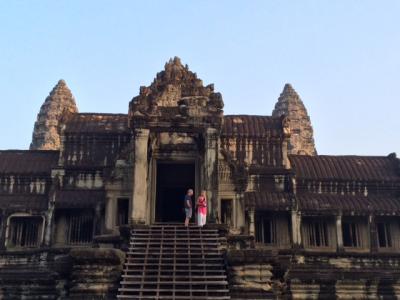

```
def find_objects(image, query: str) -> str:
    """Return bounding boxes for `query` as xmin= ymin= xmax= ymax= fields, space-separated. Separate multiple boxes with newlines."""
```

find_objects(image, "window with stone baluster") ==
xmin=67 ymin=211 xmax=94 ymax=245
xmin=8 ymin=216 xmax=43 ymax=248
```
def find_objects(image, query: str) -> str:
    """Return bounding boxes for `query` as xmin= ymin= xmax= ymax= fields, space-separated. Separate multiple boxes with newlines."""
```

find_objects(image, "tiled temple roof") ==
xmin=222 ymin=115 xmax=282 ymax=137
xmin=0 ymin=150 xmax=59 ymax=175
xmin=297 ymin=193 xmax=400 ymax=215
xmin=245 ymin=191 xmax=292 ymax=211
xmin=64 ymin=113 xmax=129 ymax=134
xmin=289 ymin=155 xmax=399 ymax=181
xmin=64 ymin=113 xmax=284 ymax=137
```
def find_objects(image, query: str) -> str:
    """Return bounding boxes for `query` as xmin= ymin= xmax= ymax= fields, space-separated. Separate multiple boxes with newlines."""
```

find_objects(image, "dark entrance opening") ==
xmin=155 ymin=162 xmax=195 ymax=222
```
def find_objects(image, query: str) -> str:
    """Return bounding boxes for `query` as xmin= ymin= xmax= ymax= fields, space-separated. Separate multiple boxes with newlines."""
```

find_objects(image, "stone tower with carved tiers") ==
xmin=272 ymin=83 xmax=317 ymax=155
xmin=30 ymin=79 xmax=78 ymax=150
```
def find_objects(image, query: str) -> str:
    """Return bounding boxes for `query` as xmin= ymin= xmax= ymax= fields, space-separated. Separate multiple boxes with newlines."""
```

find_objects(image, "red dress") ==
xmin=197 ymin=196 xmax=207 ymax=215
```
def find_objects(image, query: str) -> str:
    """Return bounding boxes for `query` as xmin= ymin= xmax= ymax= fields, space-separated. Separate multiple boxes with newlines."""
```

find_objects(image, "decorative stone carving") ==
xmin=272 ymin=83 xmax=317 ymax=155
xmin=30 ymin=80 xmax=78 ymax=150
xmin=129 ymin=57 xmax=223 ymax=129
xmin=220 ymin=149 xmax=249 ymax=193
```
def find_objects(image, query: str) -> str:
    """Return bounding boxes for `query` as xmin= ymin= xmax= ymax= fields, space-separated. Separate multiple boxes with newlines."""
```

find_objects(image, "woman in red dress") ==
xmin=197 ymin=190 xmax=207 ymax=227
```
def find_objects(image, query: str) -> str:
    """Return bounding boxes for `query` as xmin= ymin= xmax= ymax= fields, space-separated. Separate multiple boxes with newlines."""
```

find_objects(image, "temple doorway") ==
xmin=155 ymin=162 xmax=195 ymax=222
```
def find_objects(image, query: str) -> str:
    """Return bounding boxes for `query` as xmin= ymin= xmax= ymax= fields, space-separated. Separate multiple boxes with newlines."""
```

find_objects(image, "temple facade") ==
xmin=0 ymin=57 xmax=399 ymax=299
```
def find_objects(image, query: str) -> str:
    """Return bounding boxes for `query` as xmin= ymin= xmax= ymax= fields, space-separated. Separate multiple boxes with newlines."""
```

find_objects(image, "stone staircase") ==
xmin=118 ymin=224 xmax=231 ymax=300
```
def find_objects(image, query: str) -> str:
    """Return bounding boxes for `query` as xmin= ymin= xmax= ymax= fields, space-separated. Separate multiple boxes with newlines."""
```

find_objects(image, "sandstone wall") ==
xmin=0 ymin=248 xmax=124 ymax=299
xmin=227 ymin=247 xmax=400 ymax=299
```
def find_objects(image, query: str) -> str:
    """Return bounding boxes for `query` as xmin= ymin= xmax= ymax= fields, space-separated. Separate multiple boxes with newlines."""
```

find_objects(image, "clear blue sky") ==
xmin=1 ymin=1 xmax=399 ymax=155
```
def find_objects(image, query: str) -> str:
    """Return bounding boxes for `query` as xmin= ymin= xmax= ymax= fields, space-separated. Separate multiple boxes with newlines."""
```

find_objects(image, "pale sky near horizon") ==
xmin=0 ymin=1 xmax=399 ymax=155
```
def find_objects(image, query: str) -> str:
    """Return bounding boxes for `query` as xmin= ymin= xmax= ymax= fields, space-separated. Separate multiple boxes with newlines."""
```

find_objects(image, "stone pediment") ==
xmin=129 ymin=57 xmax=224 ymax=128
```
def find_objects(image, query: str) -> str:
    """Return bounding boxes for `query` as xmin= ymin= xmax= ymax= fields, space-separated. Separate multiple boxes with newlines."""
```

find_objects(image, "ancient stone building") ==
xmin=0 ymin=57 xmax=399 ymax=299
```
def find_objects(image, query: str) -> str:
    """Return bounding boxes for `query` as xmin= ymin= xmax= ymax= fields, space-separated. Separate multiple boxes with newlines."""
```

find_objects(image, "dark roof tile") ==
xmin=245 ymin=191 xmax=292 ymax=211
xmin=0 ymin=150 xmax=59 ymax=175
xmin=290 ymin=155 xmax=399 ymax=181
xmin=297 ymin=193 xmax=400 ymax=214
xmin=222 ymin=115 xmax=282 ymax=137
xmin=64 ymin=113 xmax=129 ymax=134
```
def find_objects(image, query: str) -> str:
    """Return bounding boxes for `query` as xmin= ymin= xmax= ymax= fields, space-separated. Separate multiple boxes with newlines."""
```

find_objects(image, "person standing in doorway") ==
xmin=184 ymin=189 xmax=193 ymax=227
xmin=197 ymin=190 xmax=207 ymax=227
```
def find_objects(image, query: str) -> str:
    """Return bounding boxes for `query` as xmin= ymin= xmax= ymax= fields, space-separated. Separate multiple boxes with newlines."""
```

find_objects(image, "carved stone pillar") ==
xmin=291 ymin=211 xmax=302 ymax=248
xmin=105 ymin=196 xmax=115 ymax=233
xmin=204 ymin=128 xmax=219 ymax=223
xmin=249 ymin=208 xmax=255 ymax=236
xmin=369 ymin=214 xmax=377 ymax=253
xmin=235 ymin=192 xmax=245 ymax=231
xmin=336 ymin=214 xmax=344 ymax=251
xmin=131 ymin=128 xmax=150 ymax=224
xmin=0 ymin=211 xmax=7 ymax=250
xmin=44 ymin=199 xmax=55 ymax=246
xmin=94 ymin=202 xmax=102 ymax=235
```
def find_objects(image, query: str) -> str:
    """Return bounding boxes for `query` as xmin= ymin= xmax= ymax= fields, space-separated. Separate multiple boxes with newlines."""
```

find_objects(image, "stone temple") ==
xmin=0 ymin=57 xmax=399 ymax=299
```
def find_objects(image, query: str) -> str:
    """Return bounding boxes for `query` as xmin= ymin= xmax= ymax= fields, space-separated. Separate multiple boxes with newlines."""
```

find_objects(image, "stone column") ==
xmin=43 ymin=192 xmax=56 ymax=247
xmin=105 ymin=196 xmax=115 ymax=233
xmin=291 ymin=211 xmax=302 ymax=248
xmin=336 ymin=214 xmax=344 ymax=252
xmin=94 ymin=202 xmax=102 ymax=236
xmin=131 ymin=128 xmax=150 ymax=224
xmin=249 ymin=208 xmax=255 ymax=236
xmin=369 ymin=214 xmax=377 ymax=253
xmin=0 ymin=212 xmax=7 ymax=250
xmin=204 ymin=128 xmax=219 ymax=223
xmin=235 ymin=192 xmax=245 ymax=231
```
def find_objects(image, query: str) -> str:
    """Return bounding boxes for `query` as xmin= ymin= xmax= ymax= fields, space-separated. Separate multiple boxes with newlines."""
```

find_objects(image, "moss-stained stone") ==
xmin=69 ymin=248 xmax=125 ymax=299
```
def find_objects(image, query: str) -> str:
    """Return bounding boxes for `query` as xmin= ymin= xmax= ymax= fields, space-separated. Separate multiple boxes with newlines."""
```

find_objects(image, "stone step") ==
xmin=126 ymin=256 xmax=223 ymax=261
xmin=118 ymin=288 xmax=230 ymax=293
xmin=130 ymin=237 xmax=222 ymax=241
xmin=122 ymin=274 xmax=228 ymax=280
xmin=125 ymin=257 xmax=223 ymax=262
xmin=129 ymin=242 xmax=220 ymax=247
xmin=123 ymin=263 xmax=224 ymax=269
xmin=127 ymin=252 xmax=222 ymax=257
xmin=119 ymin=224 xmax=230 ymax=299
xmin=117 ymin=295 xmax=231 ymax=300
xmin=120 ymin=280 xmax=228 ymax=285
xmin=126 ymin=251 xmax=222 ymax=256
xmin=123 ymin=269 xmax=227 ymax=274
xmin=147 ymin=224 xmax=219 ymax=228
xmin=131 ymin=229 xmax=219 ymax=234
